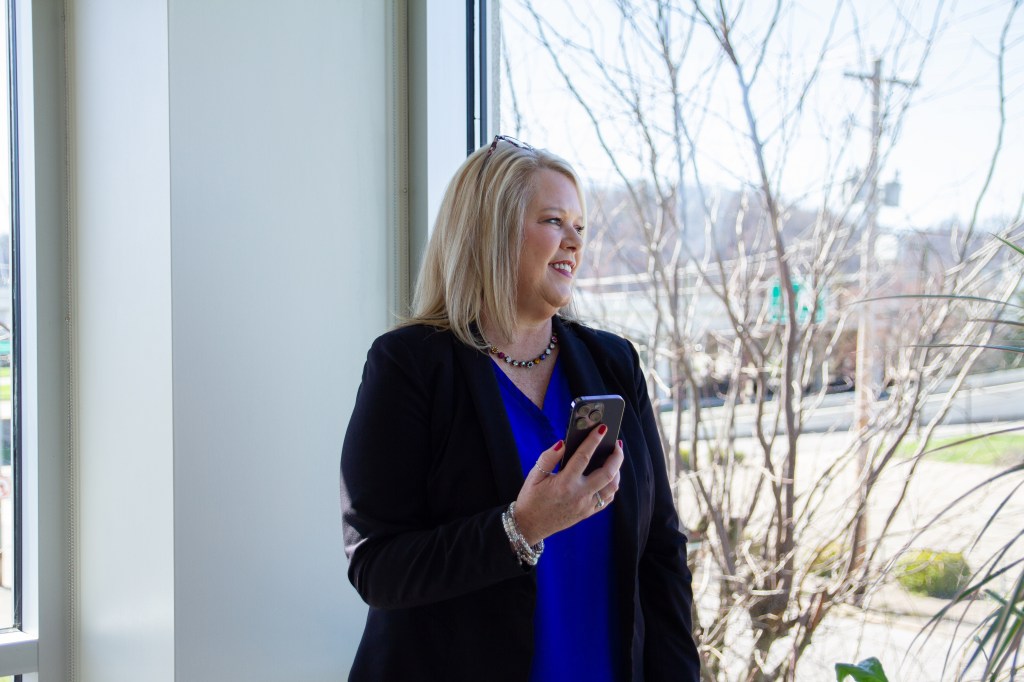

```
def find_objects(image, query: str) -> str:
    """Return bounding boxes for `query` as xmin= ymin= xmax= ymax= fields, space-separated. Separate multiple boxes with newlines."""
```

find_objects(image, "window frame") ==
xmin=0 ymin=0 xmax=71 ymax=677
xmin=0 ymin=0 xmax=32 ymax=671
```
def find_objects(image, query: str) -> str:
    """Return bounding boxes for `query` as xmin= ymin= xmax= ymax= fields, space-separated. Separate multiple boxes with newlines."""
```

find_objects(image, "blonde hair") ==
xmin=405 ymin=139 xmax=586 ymax=349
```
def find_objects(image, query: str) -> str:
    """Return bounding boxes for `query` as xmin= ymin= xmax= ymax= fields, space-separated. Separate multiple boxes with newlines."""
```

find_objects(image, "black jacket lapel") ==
xmin=552 ymin=316 xmax=608 ymax=398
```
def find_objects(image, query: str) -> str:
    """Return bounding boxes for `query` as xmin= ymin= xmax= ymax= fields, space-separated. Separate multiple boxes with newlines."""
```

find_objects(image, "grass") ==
xmin=896 ymin=434 xmax=1024 ymax=466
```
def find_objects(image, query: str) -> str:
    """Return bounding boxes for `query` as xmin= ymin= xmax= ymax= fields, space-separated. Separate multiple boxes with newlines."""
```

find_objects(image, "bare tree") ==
xmin=503 ymin=1 xmax=1023 ymax=679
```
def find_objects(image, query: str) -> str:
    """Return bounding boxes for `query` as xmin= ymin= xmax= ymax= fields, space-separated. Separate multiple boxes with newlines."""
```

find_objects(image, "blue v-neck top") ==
xmin=491 ymin=360 xmax=619 ymax=681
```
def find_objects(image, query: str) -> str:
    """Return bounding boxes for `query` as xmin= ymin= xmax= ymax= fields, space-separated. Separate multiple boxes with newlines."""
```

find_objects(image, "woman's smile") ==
xmin=550 ymin=260 xmax=575 ymax=277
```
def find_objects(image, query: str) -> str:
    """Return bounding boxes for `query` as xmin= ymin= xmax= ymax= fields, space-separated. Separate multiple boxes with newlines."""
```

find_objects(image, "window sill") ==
xmin=0 ymin=630 xmax=37 ymax=675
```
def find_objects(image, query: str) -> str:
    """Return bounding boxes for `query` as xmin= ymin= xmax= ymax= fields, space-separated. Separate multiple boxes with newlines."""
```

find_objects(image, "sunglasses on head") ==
xmin=485 ymin=134 xmax=534 ymax=156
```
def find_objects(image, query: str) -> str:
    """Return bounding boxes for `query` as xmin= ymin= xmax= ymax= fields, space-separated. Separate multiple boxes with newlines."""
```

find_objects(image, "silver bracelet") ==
xmin=501 ymin=501 xmax=544 ymax=566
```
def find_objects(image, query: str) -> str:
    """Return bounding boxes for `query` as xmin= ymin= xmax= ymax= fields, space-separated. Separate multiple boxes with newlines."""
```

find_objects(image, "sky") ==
xmin=499 ymin=0 xmax=1023 ymax=231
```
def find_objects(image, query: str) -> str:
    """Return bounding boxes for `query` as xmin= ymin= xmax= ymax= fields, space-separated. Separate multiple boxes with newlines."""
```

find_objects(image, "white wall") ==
xmin=69 ymin=0 xmax=392 ymax=678
xmin=167 ymin=1 xmax=385 ymax=678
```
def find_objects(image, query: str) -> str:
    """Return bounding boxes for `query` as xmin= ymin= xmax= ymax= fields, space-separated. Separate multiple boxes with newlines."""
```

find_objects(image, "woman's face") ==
xmin=515 ymin=169 xmax=585 ymax=324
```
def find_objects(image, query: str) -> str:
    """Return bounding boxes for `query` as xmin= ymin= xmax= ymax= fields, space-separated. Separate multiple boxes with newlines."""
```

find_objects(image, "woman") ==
xmin=340 ymin=136 xmax=700 ymax=681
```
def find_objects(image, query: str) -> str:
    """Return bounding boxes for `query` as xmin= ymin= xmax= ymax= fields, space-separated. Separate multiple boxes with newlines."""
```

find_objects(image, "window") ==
xmin=0 ymin=0 xmax=16 ymax=636
xmin=0 ymin=0 xmax=59 ymax=675
xmin=498 ymin=2 xmax=1024 ymax=679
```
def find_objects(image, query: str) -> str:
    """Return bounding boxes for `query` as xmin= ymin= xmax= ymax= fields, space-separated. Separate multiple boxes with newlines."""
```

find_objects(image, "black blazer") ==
xmin=340 ymin=316 xmax=700 ymax=681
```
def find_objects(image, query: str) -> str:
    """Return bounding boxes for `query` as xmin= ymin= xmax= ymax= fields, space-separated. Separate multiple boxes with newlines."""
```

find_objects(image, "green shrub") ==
xmin=896 ymin=549 xmax=971 ymax=598
xmin=810 ymin=540 xmax=847 ymax=578
xmin=677 ymin=446 xmax=691 ymax=471
xmin=678 ymin=447 xmax=747 ymax=469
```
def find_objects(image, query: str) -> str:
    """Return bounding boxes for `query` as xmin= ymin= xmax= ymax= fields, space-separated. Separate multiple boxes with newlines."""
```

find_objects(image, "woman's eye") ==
xmin=545 ymin=217 xmax=562 ymax=226
xmin=575 ymin=225 xmax=586 ymax=235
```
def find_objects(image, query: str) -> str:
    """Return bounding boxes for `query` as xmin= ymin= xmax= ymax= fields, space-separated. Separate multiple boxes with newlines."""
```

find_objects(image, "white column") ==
xmin=69 ymin=0 xmax=395 ymax=678
xmin=69 ymin=0 xmax=175 ymax=677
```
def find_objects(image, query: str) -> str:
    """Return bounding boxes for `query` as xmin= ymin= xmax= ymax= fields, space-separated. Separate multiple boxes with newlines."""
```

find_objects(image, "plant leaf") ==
xmin=911 ymin=343 xmax=1024 ymax=354
xmin=996 ymin=234 xmax=1024 ymax=258
xmin=978 ymin=568 xmax=1024 ymax=679
xmin=856 ymin=293 xmax=1024 ymax=311
xmin=835 ymin=657 xmax=889 ymax=682
xmin=970 ymin=317 xmax=1024 ymax=329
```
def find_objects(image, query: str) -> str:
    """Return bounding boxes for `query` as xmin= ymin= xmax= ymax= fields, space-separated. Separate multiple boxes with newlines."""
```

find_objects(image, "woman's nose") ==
xmin=562 ymin=226 xmax=582 ymax=249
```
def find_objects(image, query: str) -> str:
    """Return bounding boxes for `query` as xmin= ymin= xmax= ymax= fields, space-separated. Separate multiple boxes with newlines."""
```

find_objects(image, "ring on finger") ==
xmin=594 ymin=491 xmax=606 ymax=510
xmin=535 ymin=463 xmax=554 ymax=476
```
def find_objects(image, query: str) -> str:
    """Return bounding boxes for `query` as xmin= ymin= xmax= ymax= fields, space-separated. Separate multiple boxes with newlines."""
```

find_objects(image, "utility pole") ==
xmin=851 ymin=58 xmax=882 ymax=454
xmin=844 ymin=57 xmax=916 ymax=582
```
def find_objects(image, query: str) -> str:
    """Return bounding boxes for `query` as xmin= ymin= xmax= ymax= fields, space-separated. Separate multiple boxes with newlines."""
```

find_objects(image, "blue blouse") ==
xmin=492 ymin=360 xmax=619 ymax=681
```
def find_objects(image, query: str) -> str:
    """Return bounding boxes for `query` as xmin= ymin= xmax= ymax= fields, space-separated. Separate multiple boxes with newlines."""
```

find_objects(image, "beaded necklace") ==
xmin=487 ymin=333 xmax=558 ymax=369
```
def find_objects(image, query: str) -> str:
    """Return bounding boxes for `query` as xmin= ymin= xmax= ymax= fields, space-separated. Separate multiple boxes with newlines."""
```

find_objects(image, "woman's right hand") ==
xmin=511 ymin=425 xmax=623 ymax=546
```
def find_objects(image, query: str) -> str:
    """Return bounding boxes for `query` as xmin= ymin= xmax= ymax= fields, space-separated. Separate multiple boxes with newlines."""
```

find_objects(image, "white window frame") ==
xmin=0 ymin=0 xmax=71 ymax=678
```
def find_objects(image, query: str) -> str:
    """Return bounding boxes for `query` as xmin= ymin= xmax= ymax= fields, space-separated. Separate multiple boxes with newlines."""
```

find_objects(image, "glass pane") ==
xmin=499 ymin=2 xmax=1024 ymax=680
xmin=0 ymin=0 xmax=14 ymax=631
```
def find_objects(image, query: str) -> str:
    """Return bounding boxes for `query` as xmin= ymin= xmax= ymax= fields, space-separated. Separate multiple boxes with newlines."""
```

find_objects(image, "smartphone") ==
xmin=560 ymin=395 xmax=624 ymax=475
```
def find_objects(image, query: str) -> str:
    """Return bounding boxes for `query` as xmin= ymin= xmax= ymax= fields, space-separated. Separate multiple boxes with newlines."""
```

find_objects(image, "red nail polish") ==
xmin=598 ymin=424 xmax=608 ymax=435
xmin=554 ymin=440 xmax=564 ymax=452
xmin=617 ymin=440 xmax=623 ymax=448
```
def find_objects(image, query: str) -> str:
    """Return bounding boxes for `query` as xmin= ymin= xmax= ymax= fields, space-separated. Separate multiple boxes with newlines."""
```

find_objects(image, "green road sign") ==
xmin=769 ymin=278 xmax=827 ymax=324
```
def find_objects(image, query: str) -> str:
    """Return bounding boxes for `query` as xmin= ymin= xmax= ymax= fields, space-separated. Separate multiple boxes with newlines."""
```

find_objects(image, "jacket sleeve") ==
xmin=339 ymin=332 xmax=527 ymax=610
xmin=628 ymin=343 xmax=702 ymax=680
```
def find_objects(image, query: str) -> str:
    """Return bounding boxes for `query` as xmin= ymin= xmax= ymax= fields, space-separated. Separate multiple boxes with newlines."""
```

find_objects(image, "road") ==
xmin=681 ymin=368 xmax=1024 ymax=438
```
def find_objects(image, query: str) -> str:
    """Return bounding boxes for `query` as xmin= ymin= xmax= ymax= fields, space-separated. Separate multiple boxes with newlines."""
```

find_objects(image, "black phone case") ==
xmin=560 ymin=394 xmax=624 ymax=475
